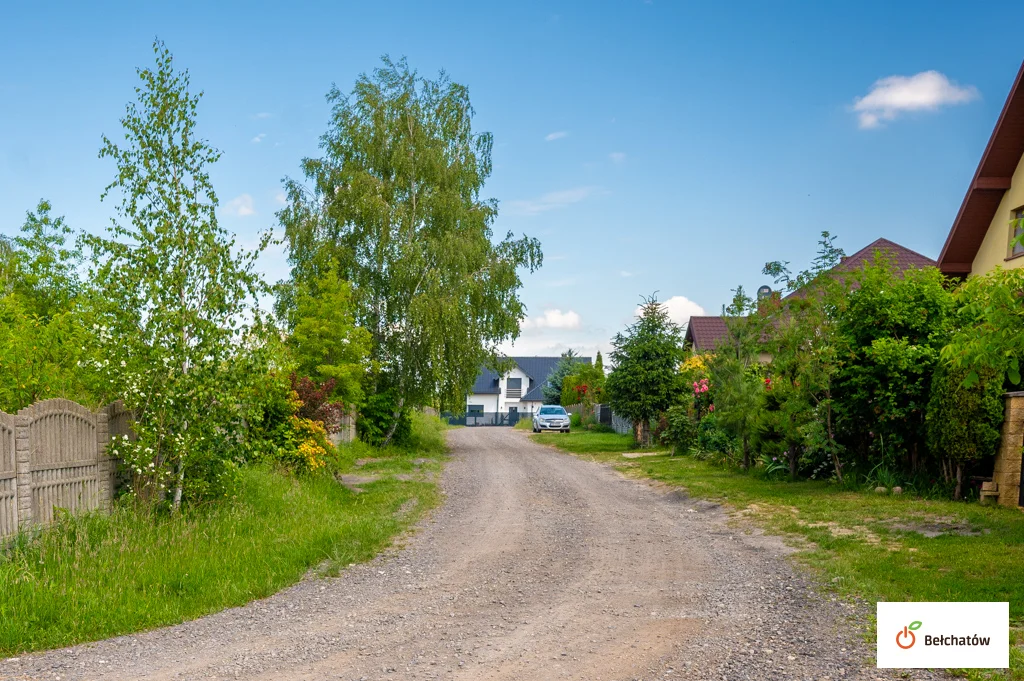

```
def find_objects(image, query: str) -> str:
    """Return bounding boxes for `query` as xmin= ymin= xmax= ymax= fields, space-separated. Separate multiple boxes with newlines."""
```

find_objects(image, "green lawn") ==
xmin=0 ymin=420 xmax=447 ymax=656
xmin=535 ymin=429 xmax=1024 ymax=679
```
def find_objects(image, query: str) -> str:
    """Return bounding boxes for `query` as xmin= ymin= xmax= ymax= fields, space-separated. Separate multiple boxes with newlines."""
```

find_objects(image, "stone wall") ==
xmin=989 ymin=391 xmax=1024 ymax=507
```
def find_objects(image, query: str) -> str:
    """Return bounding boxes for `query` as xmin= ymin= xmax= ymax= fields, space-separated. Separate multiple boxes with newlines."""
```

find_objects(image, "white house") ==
xmin=466 ymin=356 xmax=591 ymax=420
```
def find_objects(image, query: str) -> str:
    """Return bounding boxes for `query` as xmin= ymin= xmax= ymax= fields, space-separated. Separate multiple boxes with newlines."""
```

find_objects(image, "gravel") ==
xmin=0 ymin=427 xmax=951 ymax=681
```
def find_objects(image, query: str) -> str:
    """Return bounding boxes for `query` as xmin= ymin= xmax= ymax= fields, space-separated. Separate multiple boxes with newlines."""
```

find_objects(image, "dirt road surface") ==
xmin=1 ymin=428 xmax=946 ymax=681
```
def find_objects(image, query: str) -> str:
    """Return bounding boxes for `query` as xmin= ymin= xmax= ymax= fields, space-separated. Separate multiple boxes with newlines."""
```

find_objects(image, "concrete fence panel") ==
xmin=0 ymin=411 xmax=17 ymax=536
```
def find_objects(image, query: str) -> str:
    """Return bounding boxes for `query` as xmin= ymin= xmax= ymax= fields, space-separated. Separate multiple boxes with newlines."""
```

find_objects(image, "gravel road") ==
xmin=1 ymin=427 xmax=948 ymax=681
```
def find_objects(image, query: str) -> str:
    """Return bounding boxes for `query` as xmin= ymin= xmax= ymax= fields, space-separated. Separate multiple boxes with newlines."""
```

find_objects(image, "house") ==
xmin=938 ymin=60 xmax=1024 ymax=277
xmin=685 ymin=238 xmax=936 ymax=355
xmin=466 ymin=356 xmax=592 ymax=418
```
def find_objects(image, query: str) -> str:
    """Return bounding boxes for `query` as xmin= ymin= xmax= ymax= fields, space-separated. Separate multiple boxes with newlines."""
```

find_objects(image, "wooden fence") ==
xmin=0 ymin=399 xmax=116 ymax=537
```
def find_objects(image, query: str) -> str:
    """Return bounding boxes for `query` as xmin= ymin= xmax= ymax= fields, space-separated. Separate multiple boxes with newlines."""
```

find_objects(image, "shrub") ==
xmin=358 ymin=389 xmax=412 ymax=447
xmin=696 ymin=413 xmax=736 ymax=457
xmin=925 ymin=362 xmax=1004 ymax=499
xmin=660 ymin=405 xmax=698 ymax=455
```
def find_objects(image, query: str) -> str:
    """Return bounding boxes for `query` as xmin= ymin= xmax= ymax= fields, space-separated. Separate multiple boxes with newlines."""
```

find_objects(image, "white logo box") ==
xmin=877 ymin=602 xmax=1008 ymax=669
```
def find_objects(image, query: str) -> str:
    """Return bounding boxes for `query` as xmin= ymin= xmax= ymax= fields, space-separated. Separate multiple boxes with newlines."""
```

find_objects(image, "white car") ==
xmin=533 ymin=405 xmax=571 ymax=433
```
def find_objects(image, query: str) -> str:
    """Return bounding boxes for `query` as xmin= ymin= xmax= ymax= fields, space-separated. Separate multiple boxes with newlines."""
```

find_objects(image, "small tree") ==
xmin=709 ymin=287 xmax=767 ymax=469
xmin=87 ymin=41 xmax=270 ymax=509
xmin=542 ymin=350 xmax=580 ymax=405
xmin=763 ymin=232 xmax=847 ymax=481
xmin=925 ymin=362 xmax=1003 ymax=499
xmin=286 ymin=270 xmax=371 ymax=408
xmin=606 ymin=295 xmax=684 ymax=446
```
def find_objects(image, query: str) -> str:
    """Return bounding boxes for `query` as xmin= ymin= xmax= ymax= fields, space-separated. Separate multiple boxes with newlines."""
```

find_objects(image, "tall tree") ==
xmin=86 ymin=40 xmax=270 ymax=509
xmin=606 ymin=295 xmax=684 ymax=446
xmin=709 ymin=287 xmax=766 ymax=469
xmin=279 ymin=57 xmax=541 ymax=444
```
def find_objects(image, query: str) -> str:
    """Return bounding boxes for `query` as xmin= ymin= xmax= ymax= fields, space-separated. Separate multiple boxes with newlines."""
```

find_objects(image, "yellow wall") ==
xmin=972 ymin=151 xmax=1024 ymax=274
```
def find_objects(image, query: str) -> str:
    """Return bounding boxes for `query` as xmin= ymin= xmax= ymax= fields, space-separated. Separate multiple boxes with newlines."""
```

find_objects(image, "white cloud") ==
xmin=635 ymin=295 xmax=705 ymax=327
xmin=852 ymin=70 xmax=978 ymax=129
xmin=545 ymin=131 xmax=567 ymax=141
xmin=521 ymin=309 xmax=582 ymax=331
xmin=273 ymin=191 xmax=287 ymax=205
xmin=609 ymin=152 xmax=626 ymax=163
xmin=253 ymin=112 xmax=272 ymax=119
xmin=251 ymin=133 xmax=266 ymax=144
xmin=223 ymin=194 xmax=256 ymax=217
xmin=505 ymin=186 xmax=597 ymax=216
xmin=619 ymin=270 xmax=633 ymax=278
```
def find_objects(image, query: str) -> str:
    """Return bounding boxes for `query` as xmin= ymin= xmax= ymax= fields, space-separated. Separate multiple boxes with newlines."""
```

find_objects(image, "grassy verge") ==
xmin=535 ymin=429 xmax=1024 ymax=679
xmin=0 ymin=414 xmax=448 ymax=656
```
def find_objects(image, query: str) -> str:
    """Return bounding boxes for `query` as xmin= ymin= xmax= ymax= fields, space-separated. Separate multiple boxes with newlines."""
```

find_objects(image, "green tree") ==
xmin=86 ymin=40 xmax=270 ymax=509
xmin=763 ymin=232 xmax=847 ymax=481
xmin=926 ymin=362 xmax=1003 ymax=500
xmin=709 ymin=287 xmax=766 ymax=469
xmin=943 ymin=267 xmax=1024 ymax=388
xmin=10 ymin=200 xmax=82 ymax=319
xmin=542 ymin=349 xmax=580 ymax=405
xmin=834 ymin=257 xmax=953 ymax=473
xmin=606 ymin=295 xmax=684 ymax=446
xmin=561 ymin=360 xmax=605 ymax=410
xmin=286 ymin=270 xmax=372 ymax=408
xmin=279 ymin=57 xmax=542 ymax=444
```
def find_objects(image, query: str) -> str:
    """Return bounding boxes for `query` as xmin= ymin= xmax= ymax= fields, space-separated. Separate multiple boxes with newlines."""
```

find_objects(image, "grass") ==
xmin=0 ymin=413 xmax=449 ymax=656
xmin=535 ymin=429 xmax=1024 ymax=679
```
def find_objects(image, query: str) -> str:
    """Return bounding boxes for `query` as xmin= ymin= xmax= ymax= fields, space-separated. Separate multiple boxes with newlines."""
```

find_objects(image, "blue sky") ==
xmin=2 ymin=1 xmax=1022 ymax=358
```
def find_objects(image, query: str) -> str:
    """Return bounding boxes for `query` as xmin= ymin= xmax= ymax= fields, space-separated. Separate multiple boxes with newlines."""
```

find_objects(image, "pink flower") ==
xmin=709 ymin=404 xmax=715 ymax=412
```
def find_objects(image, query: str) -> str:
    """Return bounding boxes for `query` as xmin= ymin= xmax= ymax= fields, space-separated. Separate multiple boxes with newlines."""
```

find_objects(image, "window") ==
xmin=468 ymin=404 xmax=484 ymax=414
xmin=506 ymin=377 xmax=522 ymax=399
xmin=539 ymin=406 xmax=567 ymax=416
xmin=1013 ymin=207 xmax=1024 ymax=257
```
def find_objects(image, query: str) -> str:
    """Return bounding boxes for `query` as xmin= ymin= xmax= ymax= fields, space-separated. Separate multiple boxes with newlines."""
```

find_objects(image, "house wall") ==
xmin=465 ymin=366 xmax=535 ymax=413
xmin=972 ymin=152 xmax=1024 ymax=274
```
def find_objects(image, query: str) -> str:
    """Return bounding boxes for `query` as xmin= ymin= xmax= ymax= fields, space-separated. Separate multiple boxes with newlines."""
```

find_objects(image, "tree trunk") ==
xmin=742 ymin=434 xmax=750 ymax=470
xmin=171 ymin=459 xmax=184 ymax=513
xmin=910 ymin=441 xmax=919 ymax=472
xmin=633 ymin=419 xmax=643 ymax=448
xmin=381 ymin=396 xmax=407 ymax=447
xmin=954 ymin=462 xmax=963 ymax=500
xmin=789 ymin=446 xmax=798 ymax=481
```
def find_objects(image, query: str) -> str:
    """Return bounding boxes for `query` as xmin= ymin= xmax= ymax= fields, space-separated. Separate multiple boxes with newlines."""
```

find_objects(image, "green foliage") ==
xmin=559 ymin=354 xmax=605 ymax=407
xmin=6 ymin=200 xmax=82 ymax=319
xmin=86 ymin=41 xmax=271 ymax=509
xmin=606 ymin=295 xmax=684 ymax=446
xmin=660 ymin=404 xmax=698 ymax=455
xmin=279 ymin=56 xmax=542 ymax=442
xmin=358 ymin=388 xmax=412 ymax=447
xmin=926 ymin=362 xmax=1004 ymax=499
xmin=543 ymin=349 xmax=581 ymax=405
xmin=834 ymin=259 xmax=953 ymax=471
xmin=286 ymin=270 xmax=371 ymax=408
xmin=943 ymin=266 xmax=1024 ymax=387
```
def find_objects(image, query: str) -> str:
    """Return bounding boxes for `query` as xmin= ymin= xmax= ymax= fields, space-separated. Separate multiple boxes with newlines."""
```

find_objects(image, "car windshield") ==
xmin=539 ymin=406 xmax=567 ymax=416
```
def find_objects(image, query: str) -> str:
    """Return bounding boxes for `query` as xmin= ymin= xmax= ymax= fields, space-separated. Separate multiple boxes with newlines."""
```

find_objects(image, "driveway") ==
xmin=1 ymin=427 xmax=945 ymax=680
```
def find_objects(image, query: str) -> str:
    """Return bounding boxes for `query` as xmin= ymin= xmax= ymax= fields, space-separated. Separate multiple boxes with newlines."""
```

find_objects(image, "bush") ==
xmin=660 ymin=405 xmax=698 ymax=455
xmin=696 ymin=413 xmax=735 ymax=456
xmin=925 ymin=362 xmax=1004 ymax=499
xmin=570 ymin=412 xmax=583 ymax=428
xmin=358 ymin=389 xmax=412 ymax=447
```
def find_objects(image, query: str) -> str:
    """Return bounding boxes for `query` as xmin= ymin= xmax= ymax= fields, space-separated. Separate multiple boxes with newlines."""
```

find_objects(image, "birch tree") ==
xmin=280 ymin=57 xmax=542 ymax=443
xmin=87 ymin=40 xmax=269 ymax=509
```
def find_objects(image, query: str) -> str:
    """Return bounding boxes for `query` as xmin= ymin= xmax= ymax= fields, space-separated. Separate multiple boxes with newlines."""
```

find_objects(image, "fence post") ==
xmin=14 ymin=414 xmax=32 ymax=530
xmin=991 ymin=391 xmax=1024 ymax=507
xmin=96 ymin=409 xmax=112 ymax=511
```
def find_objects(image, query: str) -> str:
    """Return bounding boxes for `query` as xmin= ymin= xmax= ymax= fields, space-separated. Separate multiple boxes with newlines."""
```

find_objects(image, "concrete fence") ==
xmin=0 ymin=399 xmax=116 ymax=537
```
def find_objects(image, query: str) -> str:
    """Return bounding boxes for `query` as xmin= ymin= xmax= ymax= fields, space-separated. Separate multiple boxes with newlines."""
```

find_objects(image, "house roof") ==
xmin=938 ymin=60 xmax=1024 ymax=276
xmin=686 ymin=238 xmax=936 ymax=353
xmin=684 ymin=316 xmax=731 ymax=353
xmin=470 ymin=356 xmax=593 ymax=402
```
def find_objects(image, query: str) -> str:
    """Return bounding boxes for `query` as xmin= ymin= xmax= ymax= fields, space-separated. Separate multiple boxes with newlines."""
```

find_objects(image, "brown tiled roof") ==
xmin=938 ymin=59 xmax=1024 ymax=276
xmin=684 ymin=316 xmax=730 ymax=353
xmin=837 ymin=238 xmax=936 ymax=273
